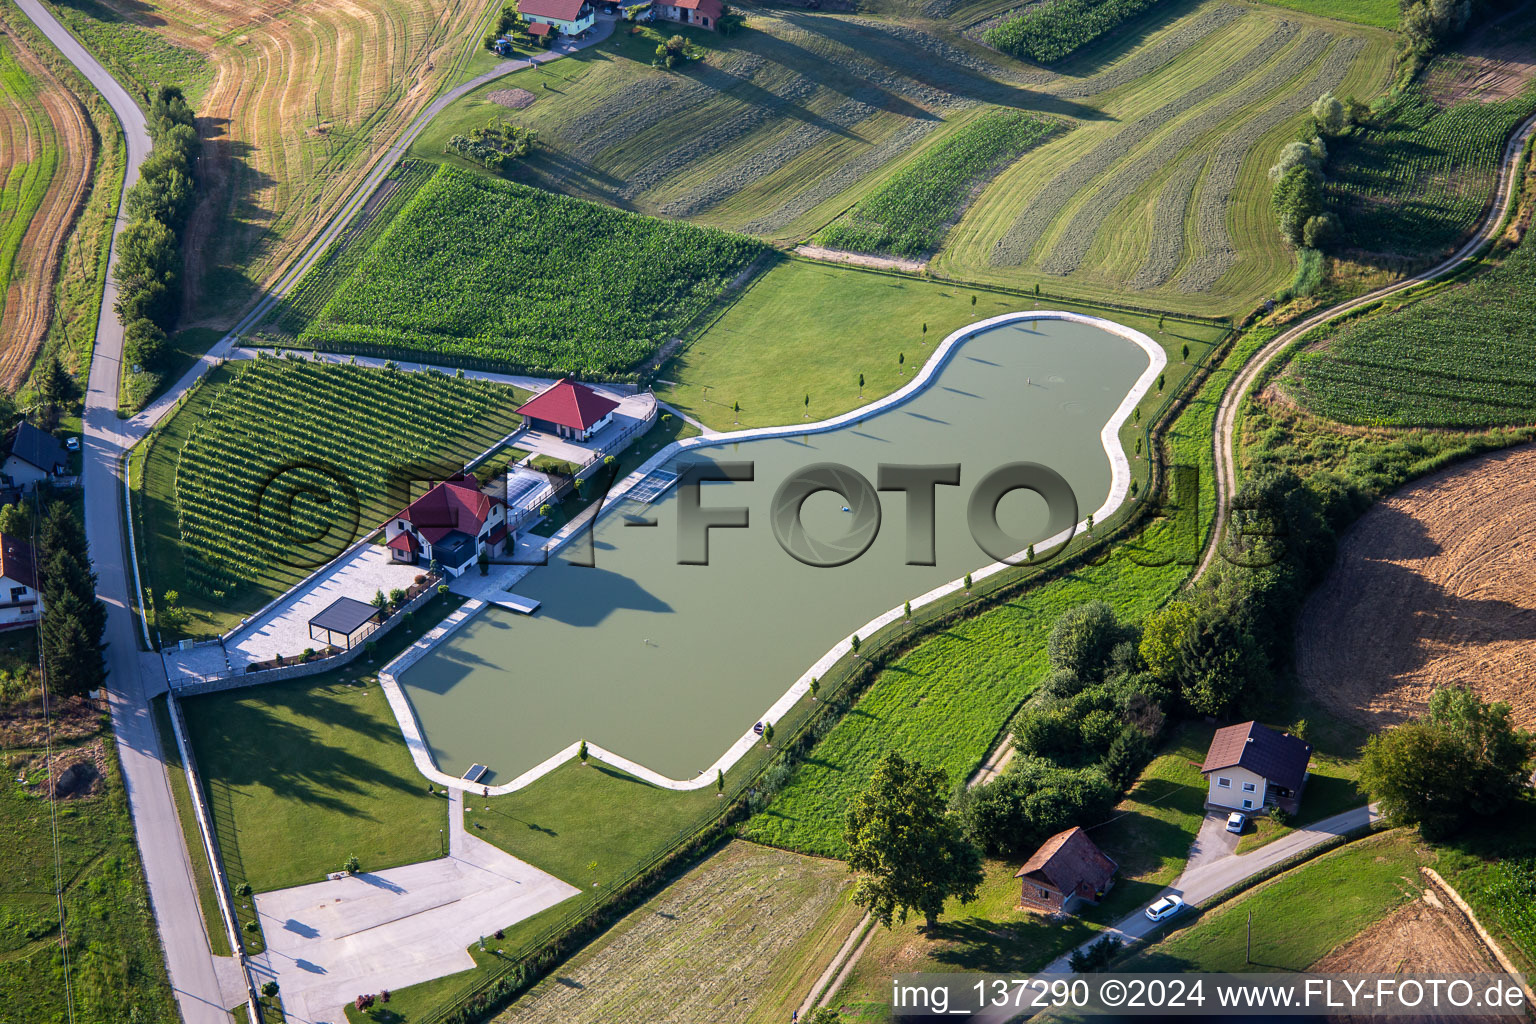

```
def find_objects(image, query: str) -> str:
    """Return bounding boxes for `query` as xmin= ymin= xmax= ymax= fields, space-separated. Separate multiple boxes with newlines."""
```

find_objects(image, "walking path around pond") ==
xmin=248 ymin=789 xmax=579 ymax=1024
xmin=371 ymin=310 xmax=1165 ymax=797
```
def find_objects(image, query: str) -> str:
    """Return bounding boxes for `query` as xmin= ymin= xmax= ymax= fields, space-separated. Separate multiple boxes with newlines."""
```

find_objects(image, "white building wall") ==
xmin=1207 ymin=765 xmax=1268 ymax=810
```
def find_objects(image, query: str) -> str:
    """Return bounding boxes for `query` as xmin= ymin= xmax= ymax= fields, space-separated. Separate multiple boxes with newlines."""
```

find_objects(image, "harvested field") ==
xmin=493 ymin=842 xmax=860 ymax=1024
xmin=0 ymin=32 xmax=96 ymax=388
xmin=1425 ymin=3 xmax=1536 ymax=106
xmin=1313 ymin=885 xmax=1498 ymax=975
xmin=46 ymin=0 xmax=493 ymax=323
xmin=487 ymin=87 xmax=536 ymax=109
xmin=1296 ymin=443 xmax=1536 ymax=732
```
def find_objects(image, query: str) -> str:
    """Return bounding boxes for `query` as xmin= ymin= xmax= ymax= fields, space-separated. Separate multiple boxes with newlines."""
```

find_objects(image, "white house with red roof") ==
xmin=384 ymin=474 xmax=509 ymax=577
xmin=518 ymin=0 xmax=595 ymax=36
xmin=515 ymin=378 xmax=621 ymax=443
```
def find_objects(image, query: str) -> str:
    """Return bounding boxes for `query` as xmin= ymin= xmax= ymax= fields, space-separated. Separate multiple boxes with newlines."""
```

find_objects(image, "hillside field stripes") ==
xmin=1284 ymin=228 xmax=1536 ymax=427
xmin=300 ymin=166 xmax=766 ymax=375
xmin=814 ymin=110 xmax=1058 ymax=257
xmin=991 ymin=21 xmax=1308 ymax=269
xmin=170 ymin=357 xmax=525 ymax=599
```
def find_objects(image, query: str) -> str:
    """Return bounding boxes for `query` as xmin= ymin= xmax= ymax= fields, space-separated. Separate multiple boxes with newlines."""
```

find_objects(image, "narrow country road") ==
xmin=1195 ymin=111 xmax=1536 ymax=579
xmin=10 ymin=8 xmax=619 ymax=1022
xmin=10 ymin=0 xmax=240 ymax=1021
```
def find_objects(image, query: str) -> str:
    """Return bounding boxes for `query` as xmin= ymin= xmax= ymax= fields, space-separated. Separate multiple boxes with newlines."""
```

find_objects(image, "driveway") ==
xmin=1182 ymin=809 xmax=1240 ymax=875
xmin=249 ymin=792 xmax=578 ymax=1024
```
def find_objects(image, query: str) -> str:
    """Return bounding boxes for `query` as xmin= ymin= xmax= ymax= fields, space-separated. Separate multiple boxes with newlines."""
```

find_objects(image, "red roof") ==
xmin=0 ymin=533 xmax=37 ymax=589
xmin=488 ymin=524 xmax=509 ymax=545
xmin=387 ymin=531 xmax=419 ymax=554
xmin=674 ymin=0 xmax=723 ymax=17
xmin=526 ymin=21 xmax=551 ymax=34
xmin=1015 ymin=827 xmax=1117 ymax=898
xmin=519 ymin=0 xmax=586 ymax=21
xmin=400 ymin=474 xmax=503 ymax=545
xmin=516 ymin=379 xmax=620 ymax=432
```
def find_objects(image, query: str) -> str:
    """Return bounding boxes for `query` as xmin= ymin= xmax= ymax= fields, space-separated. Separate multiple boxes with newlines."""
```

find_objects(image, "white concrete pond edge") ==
xmin=378 ymin=310 xmax=1166 ymax=795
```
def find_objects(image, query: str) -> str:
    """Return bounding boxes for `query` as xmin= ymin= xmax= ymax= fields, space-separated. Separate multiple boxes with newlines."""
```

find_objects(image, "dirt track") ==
xmin=1296 ymin=443 xmax=1536 ymax=730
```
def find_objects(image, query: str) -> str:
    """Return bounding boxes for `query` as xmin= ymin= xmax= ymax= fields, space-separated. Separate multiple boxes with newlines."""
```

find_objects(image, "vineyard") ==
xmin=297 ymin=166 xmax=766 ymax=376
xmin=1283 ymin=228 xmax=1536 ymax=427
xmin=1328 ymin=84 xmax=1536 ymax=265
xmin=984 ymin=0 xmax=1169 ymax=64
xmin=42 ymin=0 xmax=491 ymax=322
xmin=146 ymin=357 xmax=525 ymax=627
xmin=813 ymin=110 xmax=1056 ymax=257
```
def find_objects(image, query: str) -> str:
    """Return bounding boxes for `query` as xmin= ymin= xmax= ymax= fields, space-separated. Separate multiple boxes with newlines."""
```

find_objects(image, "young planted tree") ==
xmin=763 ymin=721 xmax=774 ymax=747
xmin=578 ymin=739 xmax=589 ymax=765
xmin=808 ymin=677 xmax=819 ymax=701
xmin=844 ymin=752 xmax=982 ymax=929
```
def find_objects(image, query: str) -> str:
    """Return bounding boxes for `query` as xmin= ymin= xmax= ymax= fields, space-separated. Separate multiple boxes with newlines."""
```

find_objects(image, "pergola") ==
xmin=307 ymin=596 xmax=382 ymax=651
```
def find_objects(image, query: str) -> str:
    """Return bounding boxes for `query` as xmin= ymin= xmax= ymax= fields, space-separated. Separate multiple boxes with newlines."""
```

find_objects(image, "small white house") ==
xmin=1201 ymin=721 xmax=1312 ymax=814
xmin=3 ymin=422 xmax=67 ymax=489
xmin=0 ymin=533 xmax=42 ymax=628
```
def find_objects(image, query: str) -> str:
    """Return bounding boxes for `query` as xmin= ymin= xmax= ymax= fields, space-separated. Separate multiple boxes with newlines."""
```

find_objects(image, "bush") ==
xmin=1068 ymin=934 xmax=1123 ymax=972
xmin=261 ymin=981 xmax=279 ymax=998
xmin=345 ymin=854 xmax=361 ymax=874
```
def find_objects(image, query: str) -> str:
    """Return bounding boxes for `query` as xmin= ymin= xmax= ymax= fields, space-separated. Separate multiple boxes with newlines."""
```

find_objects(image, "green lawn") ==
xmin=119 ymin=326 xmax=223 ymax=415
xmin=828 ymin=723 xmax=1213 ymax=1017
xmin=655 ymin=258 xmax=1228 ymax=431
xmin=737 ymin=324 xmax=1265 ymax=859
xmin=181 ymin=599 xmax=466 ymax=894
xmin=1253 ymin=0 xmax=1399 ymax=28
xmin=1125 ymin=830 xmax=1428 ymax=971
xmin=0 ymin=732 xmax=179 ymax=1023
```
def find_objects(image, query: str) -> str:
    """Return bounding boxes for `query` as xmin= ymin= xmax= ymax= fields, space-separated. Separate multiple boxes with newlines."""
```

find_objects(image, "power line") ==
xmin=29 ymin=487 xmax=77 ymax=1024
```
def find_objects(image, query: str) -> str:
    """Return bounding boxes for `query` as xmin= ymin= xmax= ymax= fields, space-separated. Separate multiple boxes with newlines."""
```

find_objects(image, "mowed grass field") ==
xmin=411 ymin=0 xmax=1392 ymax=317
xmin=939 ymin=1 xmax=1394 ymax=314
xmin=0 ymin=31 xmax=97 ymax=388
xmin=489 ymin=842 xmax=860 ymax=1024
xmin=654 ymin=258 xmax=1229 ymax=430
xmin=44 ymin=0 xmax=496 ymax=322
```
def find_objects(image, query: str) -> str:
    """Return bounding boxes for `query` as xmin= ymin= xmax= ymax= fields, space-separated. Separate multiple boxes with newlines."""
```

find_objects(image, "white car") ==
xmin=1226 ymin=811 xmax=1247 ymax=834
xmin=1144 ymin=894 xmax=1185 ymax=922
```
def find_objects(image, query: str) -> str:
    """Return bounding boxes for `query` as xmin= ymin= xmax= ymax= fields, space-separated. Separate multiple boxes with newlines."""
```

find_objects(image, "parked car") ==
xmin=66 ymin=436 xmax=81 ymax=452
xmin=1144 ymin=894 xmax=1185 ymax=922
xmin=1226 ymin=811 xmax=1247 ymax=834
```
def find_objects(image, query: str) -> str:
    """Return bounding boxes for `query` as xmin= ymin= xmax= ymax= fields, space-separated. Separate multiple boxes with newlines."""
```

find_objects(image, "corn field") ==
xmin=1285 ymin=229 xmax=1536 ymax=427
xmin=815 ymin=110 xmax=1055 ymax=258
xmin=300 ymin=166 xmax=765 ymax=376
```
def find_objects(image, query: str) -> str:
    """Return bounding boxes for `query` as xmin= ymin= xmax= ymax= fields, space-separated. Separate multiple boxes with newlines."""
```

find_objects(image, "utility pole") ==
xmin=1246 ymin=909 xmax=1252 ymax=964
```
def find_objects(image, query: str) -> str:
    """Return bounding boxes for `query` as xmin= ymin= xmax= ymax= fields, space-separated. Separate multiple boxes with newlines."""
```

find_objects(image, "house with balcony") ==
xmin=518 ymin=0 xmax=596 ymax=36
xmin=384 ymin=474 xmax=508 ymax=577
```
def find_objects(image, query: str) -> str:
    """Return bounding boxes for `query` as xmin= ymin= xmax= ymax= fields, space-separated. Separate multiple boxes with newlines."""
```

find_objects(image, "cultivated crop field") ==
xmin=43 ymin=0 xmax=494 ymax=321
xmin=1284 ymin=229 xmax=1536 ymax=427
xmin=297 ymin=165 xmax=766 ymax=375
xmin=813 ymin=108 xmax=1057 ymax=257
xmin=492 ymin=842 xmax=860 ymax=1024
xmin=0 ymin=32 xmax=96 ymax=387
xmin=139 ymin=356 xmax=525 ymax=633
xmin=939 ymin=3 xmax=1394 ymax=314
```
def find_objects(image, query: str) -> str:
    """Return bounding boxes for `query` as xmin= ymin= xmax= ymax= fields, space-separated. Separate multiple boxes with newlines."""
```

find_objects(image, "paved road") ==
xmin=10 ymin=1 xmax=239 ymax=1021
xmin=1196 ymin=110 xmax=1536 ymax=580
xmin=10 ymin=9 xmax=622 ymax=1022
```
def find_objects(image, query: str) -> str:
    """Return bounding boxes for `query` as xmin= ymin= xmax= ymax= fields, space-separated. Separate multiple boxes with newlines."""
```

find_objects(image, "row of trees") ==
xmin=1268 ymin=92 xmax=1367 ymax=250
xmin=114 ymin=86 xmax=199 ymax=376
xmin=39 ymin=502 xmax=106 ymax=698
xmin=1399 ymin=0 xmax=1477 ymax=79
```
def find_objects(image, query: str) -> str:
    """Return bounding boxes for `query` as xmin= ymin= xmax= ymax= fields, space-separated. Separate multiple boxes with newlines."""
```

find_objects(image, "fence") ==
xmin=165 ymin=691 xmax=262 ymax=1024
xmin=171 ymin=577 xmax=444 ymax=696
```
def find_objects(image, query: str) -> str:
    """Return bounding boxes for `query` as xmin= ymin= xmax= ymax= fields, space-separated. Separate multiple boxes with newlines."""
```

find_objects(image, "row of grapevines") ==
xmin=984 ymin=0 xmax=1169 ymax=64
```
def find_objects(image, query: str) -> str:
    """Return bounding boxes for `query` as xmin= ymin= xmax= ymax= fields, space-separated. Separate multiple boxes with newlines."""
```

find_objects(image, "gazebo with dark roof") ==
xmin=308 ymin=597 xmax=382 ymax=651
